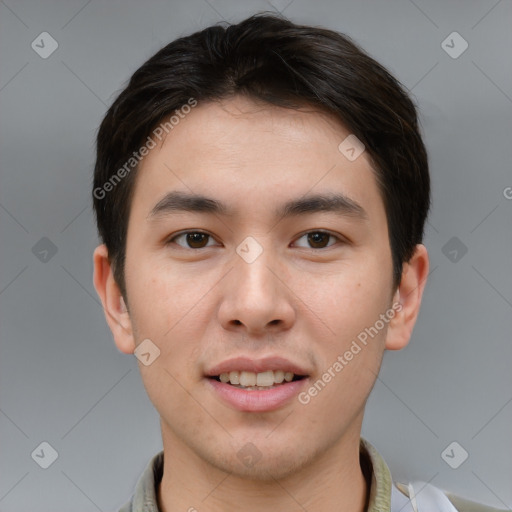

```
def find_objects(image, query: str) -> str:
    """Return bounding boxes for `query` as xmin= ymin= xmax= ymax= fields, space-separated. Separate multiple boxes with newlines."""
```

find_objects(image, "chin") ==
xmin=232 ymin=463 xmax=301 ymax=482
xmin=203 ymin=440 xmax=316 ymax=482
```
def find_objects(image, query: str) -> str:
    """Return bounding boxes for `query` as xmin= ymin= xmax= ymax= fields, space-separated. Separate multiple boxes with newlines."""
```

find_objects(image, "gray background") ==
xmin=1 ymin=0 xmax=511 ymax=510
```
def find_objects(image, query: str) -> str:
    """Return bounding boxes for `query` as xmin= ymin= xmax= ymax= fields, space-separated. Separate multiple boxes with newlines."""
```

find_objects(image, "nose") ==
xmin=217 ymin=243 xmax=296 ymax=337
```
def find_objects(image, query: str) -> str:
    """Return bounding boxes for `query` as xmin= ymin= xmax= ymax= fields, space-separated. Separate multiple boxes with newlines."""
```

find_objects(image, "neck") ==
xmin=157 ymin=426 xmax=369 ymax=512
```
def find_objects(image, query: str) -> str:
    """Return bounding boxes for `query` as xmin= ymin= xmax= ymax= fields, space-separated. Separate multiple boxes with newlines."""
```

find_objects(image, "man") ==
xmin=92 ymin=13 xmax=506 ymax=512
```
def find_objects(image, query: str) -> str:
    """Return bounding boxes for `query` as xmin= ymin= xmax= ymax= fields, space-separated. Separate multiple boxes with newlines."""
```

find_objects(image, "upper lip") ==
xmin=205 ymin=356 xmax=310 ymax=377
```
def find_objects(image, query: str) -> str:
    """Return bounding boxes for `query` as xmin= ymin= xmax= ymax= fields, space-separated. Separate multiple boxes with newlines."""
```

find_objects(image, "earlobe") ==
xmin=385 ymin=244 xmax=429 ymax=351
xmin=92 ymin=244 xmax=135 ymax=354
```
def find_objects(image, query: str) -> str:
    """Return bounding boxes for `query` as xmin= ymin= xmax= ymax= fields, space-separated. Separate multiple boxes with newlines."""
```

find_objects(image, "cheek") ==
xmin=298 ymin=260 xmax=391 ymax=408
xmin=304 ymin=265 xmax=388 ymax=338
xmin=128 ymin=258 xmax=199 ymax=333
xmin=299 ymin=285 xmax=388 ymax=429
xmin=131 ymin=261 xmax=229 ymax=376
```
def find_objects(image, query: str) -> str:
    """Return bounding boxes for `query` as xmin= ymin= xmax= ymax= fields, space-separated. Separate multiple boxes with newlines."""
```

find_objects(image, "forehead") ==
xmin=130 ymin=95 xmax=386 ymax=226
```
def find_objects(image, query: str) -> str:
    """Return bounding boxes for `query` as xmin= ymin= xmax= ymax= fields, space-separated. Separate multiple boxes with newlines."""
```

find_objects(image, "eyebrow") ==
xmin=147 ymin=190 xmax=368 ymax=221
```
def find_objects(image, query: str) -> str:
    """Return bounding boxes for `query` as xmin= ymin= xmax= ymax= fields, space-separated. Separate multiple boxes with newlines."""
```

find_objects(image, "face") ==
xmin=100 ymin=95 xmax=408 ymax=480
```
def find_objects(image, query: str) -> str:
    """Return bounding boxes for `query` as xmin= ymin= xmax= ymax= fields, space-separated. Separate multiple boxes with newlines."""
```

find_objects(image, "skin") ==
xmin=93 ymin=95 xmax=429 ymax=512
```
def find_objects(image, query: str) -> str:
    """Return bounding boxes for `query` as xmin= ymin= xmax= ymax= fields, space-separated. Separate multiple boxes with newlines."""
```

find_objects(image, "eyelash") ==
xmin=165 ymin=230 xmax=344 ymax=250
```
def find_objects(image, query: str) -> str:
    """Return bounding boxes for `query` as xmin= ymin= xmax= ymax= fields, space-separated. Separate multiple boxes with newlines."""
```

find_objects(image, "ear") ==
xmin=385 ymin=244 xmax=429 ymax=351
xmin=93 ymin=244 xmax=135 ymax=354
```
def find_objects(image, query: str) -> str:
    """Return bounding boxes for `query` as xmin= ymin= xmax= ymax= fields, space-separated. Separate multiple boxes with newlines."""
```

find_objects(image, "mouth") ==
xmin=208 ymin=370 xmax=307 ymax=391
xmin=204 ymin=356 xmax=311 ymax=412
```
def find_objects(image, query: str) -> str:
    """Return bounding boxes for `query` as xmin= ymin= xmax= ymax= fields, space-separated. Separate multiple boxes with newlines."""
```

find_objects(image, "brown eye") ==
xmin=307 ymin=232 xmax=331 ymax=248
xmin=168 ymin=231 xmax=215 ymax=249
xmin=186 ymin=232 xmax=210 ymax=248
xmin=294 ymin=231 xmax=339 ymax=249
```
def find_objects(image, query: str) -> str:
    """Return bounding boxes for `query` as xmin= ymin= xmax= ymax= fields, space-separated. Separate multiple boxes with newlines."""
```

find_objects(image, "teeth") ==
xmin=239 ymin=371 xmax=256 ymax=387
xmin=217 ymin=370 xmax=299 ymax=387
xmin=256 ymin=370 xmax=274 ymax=387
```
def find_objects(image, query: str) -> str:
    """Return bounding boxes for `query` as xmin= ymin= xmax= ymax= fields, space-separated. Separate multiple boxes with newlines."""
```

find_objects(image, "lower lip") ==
xmin=206 ymin=377 xmax=309 ymax=412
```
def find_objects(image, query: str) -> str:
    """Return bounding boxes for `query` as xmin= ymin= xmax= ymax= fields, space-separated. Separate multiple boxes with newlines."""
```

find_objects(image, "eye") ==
xmin=167 ymin=231 xmax=218 ymax=249
xmin=293 ymin=230 xmax=341 ymax=249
